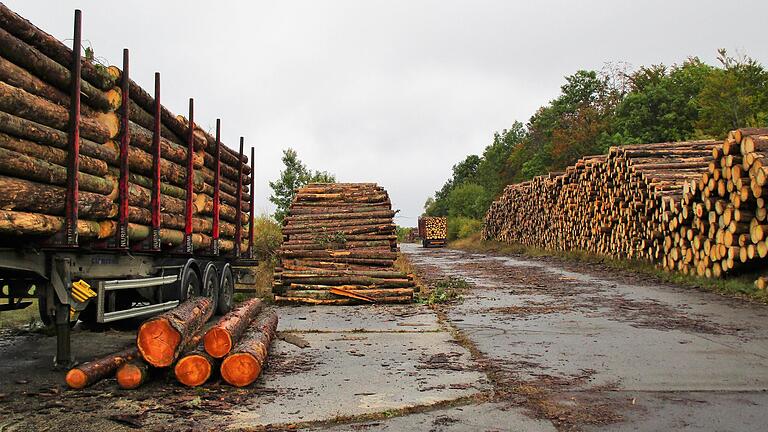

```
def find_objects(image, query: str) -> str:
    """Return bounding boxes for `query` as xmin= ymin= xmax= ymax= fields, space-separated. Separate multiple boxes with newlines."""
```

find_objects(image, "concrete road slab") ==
xmin=312 ymin=402 xmax=557 ymax=432
xmin=278 ymin=304 xmax=441 ymax=333
xmin=227 ymin=331 xmax=490 ymax=427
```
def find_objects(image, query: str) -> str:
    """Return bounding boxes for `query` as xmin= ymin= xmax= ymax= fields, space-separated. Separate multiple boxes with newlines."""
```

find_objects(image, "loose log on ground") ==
xmin=174 ymin=342 xmax=216 ymax=387
xmin=136 ymin=297 xmax=214 ymax=368
xmin=220 ymin=310 xmax=278 ymax=387
xmin=115 ymin=360 xmax=150 ymax=390
xmin=203 ymin=298 xmax=264 ymax=358
xmin=65 ymin=347 xmax=138 ymax=389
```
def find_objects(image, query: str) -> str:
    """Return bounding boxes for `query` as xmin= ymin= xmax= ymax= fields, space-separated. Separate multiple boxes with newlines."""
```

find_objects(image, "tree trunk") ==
xmin=174 ymin=341 xmax=216 ymax=387
xmin=0 ymin=27 xmax=114 ymax=112
xmin=0 ymin=81 xmax=114 ymax=143
xmin=115 ymin=360 xmax=151 ymax=390
xmin=0 ymin=131 xmax=107 ymax=176
xmin=136 ymin=297 xmax=214 ymax=368
xmin=0 ymin=209 xmax=102 ymax=237
xmin=203 ymin=298 xmax=264 ymax=358
xmin=0 ymin=147 xmax=114 ymax=194
xmin=65 ymin=347 xmax=138 ymax=389
xmin=0 ymin=3 xmax=116 ymax=91
xmin=220 ymin=310 xmax=278 ymax=387
xmin=0 ymin=175 xmax=115 ymax=218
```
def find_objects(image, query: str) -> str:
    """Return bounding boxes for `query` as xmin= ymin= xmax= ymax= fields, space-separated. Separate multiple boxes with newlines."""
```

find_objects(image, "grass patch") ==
xmin=0 ymin=299 xmax=40 ymax=329
xmin=417 ymin=276 xmax=469 ymax=305
xmin=452 ymin=233 xmax=767 ymax=303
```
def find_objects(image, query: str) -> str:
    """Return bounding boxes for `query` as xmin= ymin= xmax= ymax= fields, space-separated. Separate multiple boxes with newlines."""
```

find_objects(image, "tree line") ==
xmin=425 ymin=50 xmax=768 ymax=239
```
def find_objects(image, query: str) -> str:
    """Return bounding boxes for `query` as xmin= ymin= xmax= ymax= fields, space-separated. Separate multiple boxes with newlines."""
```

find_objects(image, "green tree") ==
xmin=610 ymin=59 xmax=714 ymax=144
xmin=696 ymin=49 xmax=768 ymax=138
xmin=447 ymin=183 xmax=490 ymax=219
xmin=269 ymin=148 xmax=336 ymax=222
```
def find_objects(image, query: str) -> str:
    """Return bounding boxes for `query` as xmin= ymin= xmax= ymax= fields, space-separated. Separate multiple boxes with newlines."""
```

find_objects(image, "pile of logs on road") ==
xmin=0 ymin=4 xmax=252 ymax=252
xmin=483 ymin=130 xmax=768 ymax=285
xmin=65 ymin=297 xmax=278 ymax=389
xmin=273 ymin=183 xmax=417 ymax=304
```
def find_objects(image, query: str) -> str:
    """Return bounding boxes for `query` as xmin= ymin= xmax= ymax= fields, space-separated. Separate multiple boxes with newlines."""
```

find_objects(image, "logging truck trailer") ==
xmin=418 ymin=217 xmax=447 ymax=248
xmin=0 ymin=8 xmax=258 ymax=367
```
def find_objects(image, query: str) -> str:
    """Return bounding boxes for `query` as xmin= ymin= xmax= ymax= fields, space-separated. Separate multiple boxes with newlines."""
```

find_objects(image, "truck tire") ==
xmin=37 ymin=283 xmax=53 ymax=326
xmin=202 ymin=262 xmax=220 ymax=309
xmin=218 ymin=265 xmax=234 ymax=315
xmin=180 ymin=267 xmax=201 ymax=301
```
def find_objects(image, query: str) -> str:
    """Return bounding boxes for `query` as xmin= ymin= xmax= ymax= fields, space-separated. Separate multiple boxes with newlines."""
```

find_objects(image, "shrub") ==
xmin=251 ymin=215 xmax=282 ymax=261
xmin=447 ymin=217 xmax=483 ymax=241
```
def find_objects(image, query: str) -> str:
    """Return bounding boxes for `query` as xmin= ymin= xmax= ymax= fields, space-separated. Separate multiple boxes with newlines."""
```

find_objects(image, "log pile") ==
xmin=273 ymin=183 xmax=416 ymax=304
xmin=67 ymin=297 xmax=278 ymax=389
xmin=418 ymin=216 xmax=447 ymax=247
xmin=0 ymin=4 xmax=251 ymax=251
xmin=658 ymin=129 xmax=768 ymax=279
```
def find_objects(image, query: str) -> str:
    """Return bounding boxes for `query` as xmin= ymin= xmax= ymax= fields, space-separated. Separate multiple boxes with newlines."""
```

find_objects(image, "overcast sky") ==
xmin=7 ymin=1 xmax=768 ymax=225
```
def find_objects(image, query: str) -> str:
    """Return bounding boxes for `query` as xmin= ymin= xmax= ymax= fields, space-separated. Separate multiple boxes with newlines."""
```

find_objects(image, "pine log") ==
xmin=0 ymin=55 xmax=84 ymax=113
xmin=65 ymin=347 xmax=138 ymax=389
xmin=174 ymin=341 xmax=216 ymax=387
xmin=220 ymin=310 xmax=278 ymax=387
xmin=136 ymin=297 xmax=214 ymax=368
xmin=0 ymin=27 xmax=114 ymax=112
xmin=0 ymin=131 xmax=107 ymax=176
xmin=0 ymin=209 xmax=102 ymax=238
xmin=0 ymin=110 xmax=117 ymax=162
xmin=0 ymin=3 xmax=115 ymax=90
xmin=115 ymin=360 xmax=150 ymax=390
xmin=203 ymin=298 xmax=264 ymax=358
xmin=0 ymin=175 xmax=115 ymax=218
xmin=0 ymin=81 xmax=115 ymax=143
xmin=0 ymin=147 xmax=114 ymax=194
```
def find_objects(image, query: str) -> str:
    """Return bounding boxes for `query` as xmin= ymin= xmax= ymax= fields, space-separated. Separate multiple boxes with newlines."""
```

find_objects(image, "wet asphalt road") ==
xmin=398 ymin=243 xmax=768 ymax=431
xmin=2 ymin=244 xmax=767 ymax=431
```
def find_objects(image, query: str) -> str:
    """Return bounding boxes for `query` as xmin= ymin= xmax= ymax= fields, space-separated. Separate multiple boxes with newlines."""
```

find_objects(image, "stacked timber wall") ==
xmin=273 ymin=183 xmax=417 ymax=304
xmin=483 ymin=129 xmax=768 ymax=283
xmin=0 ymin=4 xmax=252 ymax=252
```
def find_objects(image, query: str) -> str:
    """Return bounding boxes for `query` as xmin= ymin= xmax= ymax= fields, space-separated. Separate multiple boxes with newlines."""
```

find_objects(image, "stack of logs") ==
xmin=65 ymin=297 xmax=278 ymax=389
xmin=483 ymin=132 xmax=767 ymax=285
xmin=0 ymin=4 xmax=250 ymax=250
xmin=657 ymin=129 xmax=768 ymax=284
xmin=273 ymin=183 xmax=416 ymax=304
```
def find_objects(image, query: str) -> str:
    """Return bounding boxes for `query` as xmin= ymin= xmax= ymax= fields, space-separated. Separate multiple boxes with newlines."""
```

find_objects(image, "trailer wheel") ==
xmin=202 ymin=263 xmax=220 ymax=309
xmin=180 ymin=267 xmax=201 ymax=300
xmin=218 ymin=265 xmax=234 ymax=315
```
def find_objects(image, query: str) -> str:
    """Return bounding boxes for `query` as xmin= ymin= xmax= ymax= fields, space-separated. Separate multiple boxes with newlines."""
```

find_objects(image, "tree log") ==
xmin=0 ymin=131 xmax=107 ymax=176
xmin=65 ymin=347 xmax=138 ymax=389
xmin=115 ymin=360 xmax=151 ymax=390
xmin=0 ymin=3 xmax=115 ymax=90
xmin=220 ymin=310 xmax=278 ymax=387
xmin=0 ymin=175 xmax=115 ymax=218
xmin=203 ymin=298 xmax=264 ymax=358
xmin=136 ymin=297 xmax=214 ymax=367
xmin=0 ymin=81 xmax=115 ymax=143
xmin=0 ymin=27 xmax=114 ymax=112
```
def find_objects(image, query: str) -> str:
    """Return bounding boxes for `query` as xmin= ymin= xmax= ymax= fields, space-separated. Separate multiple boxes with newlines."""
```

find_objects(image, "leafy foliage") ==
xmin=269 ymin=148 xmax=336 ymax=222
xmin=425 ymin=50 xmax=768 ymax=225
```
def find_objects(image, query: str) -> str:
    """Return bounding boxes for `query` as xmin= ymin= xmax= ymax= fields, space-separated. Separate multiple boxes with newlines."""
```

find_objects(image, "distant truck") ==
xmin=418 ymin=217 xmax=447 ymax=248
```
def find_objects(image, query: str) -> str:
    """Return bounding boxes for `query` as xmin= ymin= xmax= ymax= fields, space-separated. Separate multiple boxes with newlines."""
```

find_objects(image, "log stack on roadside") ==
xmin=273 ymin=183 xmax=416 ymax=304
xmin=483 ymin=134 xmax=768 ymax=282
xmin=0 ymin=4 xmax=250 ymax=251
xmin=67 ymin=297 xmax=278 ymax=389
xmin=658 ymin=128 xmax=768 ymax=281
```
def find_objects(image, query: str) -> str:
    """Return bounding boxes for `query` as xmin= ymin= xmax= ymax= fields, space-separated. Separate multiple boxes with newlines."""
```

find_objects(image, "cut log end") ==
xmin=137 ymin=319 xmax=181 ymax=367
xmin=65 ymin=368 xmax=88 ymax=390
xmin=174 ymin=355 xmax=212 ymax=387
xmin=203 ymin=327 xmax=233 ymax=359
xmin=116 ymin=362 xmax=148 ymax=390
xmin=220 ymin=352 xmax=261 ymax=387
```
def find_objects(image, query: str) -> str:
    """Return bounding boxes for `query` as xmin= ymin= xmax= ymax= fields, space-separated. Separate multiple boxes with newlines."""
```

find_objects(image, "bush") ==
xmin=251 ymin=215 xmax=283 ymax=261
xmin=447 ymin=217 xmax=482 ymax=241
